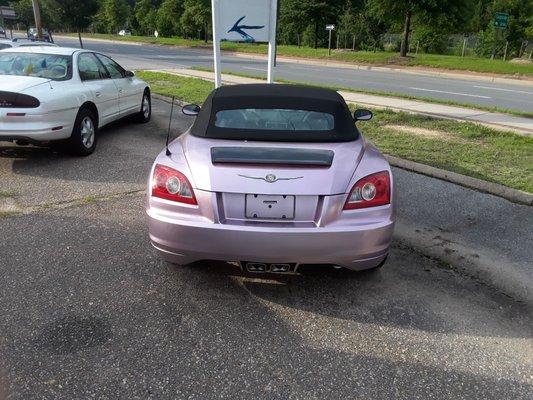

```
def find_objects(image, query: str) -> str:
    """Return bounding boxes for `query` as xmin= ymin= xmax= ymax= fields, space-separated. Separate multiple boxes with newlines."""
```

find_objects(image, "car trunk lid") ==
xmin=180 ymin=134 xmax=364 ymax=196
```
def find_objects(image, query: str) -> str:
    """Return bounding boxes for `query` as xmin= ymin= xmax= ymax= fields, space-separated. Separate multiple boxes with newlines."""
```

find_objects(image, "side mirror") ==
xmin=182 ymin=104 xmax=201 ymax=116
xmin=354 ymin=109 xmax=373 ymax=121
xmin=125 ymin=70 xmax=135 ymax=77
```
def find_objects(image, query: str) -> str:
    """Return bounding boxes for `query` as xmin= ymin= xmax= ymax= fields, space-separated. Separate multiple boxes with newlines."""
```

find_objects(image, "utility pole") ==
xmin=32 ymin=0 xmax=43 ymax=41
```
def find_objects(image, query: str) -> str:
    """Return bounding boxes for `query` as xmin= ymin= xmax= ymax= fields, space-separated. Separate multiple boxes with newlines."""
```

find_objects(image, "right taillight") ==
xmin=344 ymin=171 xmax=390 ymax=210
xmin=151 ymin=164 xmax=197 ymax=205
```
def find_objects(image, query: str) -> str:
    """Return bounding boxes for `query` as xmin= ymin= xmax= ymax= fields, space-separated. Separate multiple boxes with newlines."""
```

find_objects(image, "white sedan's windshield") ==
xmin=0 ymin=52 xmax=71 ymax=81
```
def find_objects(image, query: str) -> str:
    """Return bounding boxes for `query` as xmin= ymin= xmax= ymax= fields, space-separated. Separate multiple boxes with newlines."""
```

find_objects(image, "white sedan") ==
xmin=0 ymin=46 xmax=151 ymax=155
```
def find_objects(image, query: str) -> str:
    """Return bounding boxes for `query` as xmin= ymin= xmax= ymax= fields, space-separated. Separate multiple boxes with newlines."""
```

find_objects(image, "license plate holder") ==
xmin=245 ymin=194 xmax=295 ymax=220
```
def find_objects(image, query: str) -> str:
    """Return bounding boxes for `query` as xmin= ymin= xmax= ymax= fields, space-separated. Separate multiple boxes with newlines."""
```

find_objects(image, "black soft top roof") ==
xmin=189 ymin=84 xmax=358 ymax=142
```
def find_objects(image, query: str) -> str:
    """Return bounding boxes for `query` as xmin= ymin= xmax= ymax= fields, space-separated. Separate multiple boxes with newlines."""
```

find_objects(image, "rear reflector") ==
xmin=51 ymin=126 xmax=63 ymax=131
xmin=6 ymin=113 xmax=26 ymax=117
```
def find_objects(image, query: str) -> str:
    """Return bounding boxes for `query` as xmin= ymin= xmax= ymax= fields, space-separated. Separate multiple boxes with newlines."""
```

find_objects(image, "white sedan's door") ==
xmin=95 ymin=54 xmax=142 ymax=117
xmin=77 ymin=52 xmax=120 ymax=126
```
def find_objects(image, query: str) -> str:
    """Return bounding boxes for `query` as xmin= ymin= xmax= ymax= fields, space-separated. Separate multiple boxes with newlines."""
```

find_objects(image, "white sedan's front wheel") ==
xmin=69 ymin=107 xmax=98 ymax=156
xmin=136 ymin=90 xmax=151 ymax=123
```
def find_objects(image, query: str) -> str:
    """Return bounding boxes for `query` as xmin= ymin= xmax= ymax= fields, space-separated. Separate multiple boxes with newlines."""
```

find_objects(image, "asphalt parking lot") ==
xmin=0 ymin=99 xmax=532 ymax=399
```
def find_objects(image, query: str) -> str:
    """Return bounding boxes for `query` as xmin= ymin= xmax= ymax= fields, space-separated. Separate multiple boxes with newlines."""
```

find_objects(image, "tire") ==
xmin=68 ymin=107 xmax=97 ymax=156
xmin=135 ymin=90 xmax=151 ymax=123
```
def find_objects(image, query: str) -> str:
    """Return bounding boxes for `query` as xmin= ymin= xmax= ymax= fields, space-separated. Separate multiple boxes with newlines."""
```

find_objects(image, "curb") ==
xmin=386 ymin=156 xmax=533 ymax=206
xmin=55 ymin=35 xmax=533 ymax=86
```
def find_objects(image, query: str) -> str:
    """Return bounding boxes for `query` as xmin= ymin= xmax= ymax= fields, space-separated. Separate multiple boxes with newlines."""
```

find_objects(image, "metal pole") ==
xmin=267 ymin=0 xmax=278 ymax=83
xmin=328 ymin=29 xmax=332 ymax=56
xmin=415 ymin=40 xmax=419 ymax=55
xmin=503 ymin=40 xmax=508 ymax=61
xmin=0 ymin=8 xmax=4 ymax=38
xmin=32 ymin=0 xmax=43 ymax=41
xmin=352 ymin=35 xmax=355 ymax=51
xmin=211 ymin=0 xmax=221 ymax=88
xmin=461 ymin=36 xmax=467 ymax=57
xmin=336 ymin=34 xmax=339 ymax=49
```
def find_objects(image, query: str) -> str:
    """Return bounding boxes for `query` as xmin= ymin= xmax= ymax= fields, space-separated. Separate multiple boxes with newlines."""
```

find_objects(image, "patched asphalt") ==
xmin=0 ymin=99 xmax=531 ymax=399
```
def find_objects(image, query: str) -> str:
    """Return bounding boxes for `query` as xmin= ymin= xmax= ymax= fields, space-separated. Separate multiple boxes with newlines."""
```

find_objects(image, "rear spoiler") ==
xmin=211 ymin=147 xmax=334 ymax=166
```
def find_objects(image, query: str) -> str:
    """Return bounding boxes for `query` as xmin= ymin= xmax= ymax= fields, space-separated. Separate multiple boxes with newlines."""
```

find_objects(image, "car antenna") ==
xmin=165 ymin=96 xmax=175 ymax=156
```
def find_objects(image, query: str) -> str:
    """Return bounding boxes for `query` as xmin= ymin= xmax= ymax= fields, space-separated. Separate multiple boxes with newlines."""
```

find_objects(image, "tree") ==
xmin=156 ymin=0 xmax=183 ymax=37
xmin=55 ymin=0 xmax=99 ymax=47
xmin=13 ymin=0 xmax=61 ymax=30
xmin=369 ymin=0 xmax=472 ymax=57
xmin=98 ymin=0 xmax=131 ymax=33
xmin=134 ymin=0 xmax=155 ymax=35
xmin=280 ymin=0 xmax=344 ymax=49
xmin=180 ymin=0 xmax=210 ymax=41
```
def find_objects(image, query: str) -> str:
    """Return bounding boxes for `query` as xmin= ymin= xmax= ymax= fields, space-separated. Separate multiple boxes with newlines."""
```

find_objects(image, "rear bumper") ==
xmin=147 ymin=206 xmax=394 ymax=271
xmin=0 ymin=108 xmax=75 ymax=142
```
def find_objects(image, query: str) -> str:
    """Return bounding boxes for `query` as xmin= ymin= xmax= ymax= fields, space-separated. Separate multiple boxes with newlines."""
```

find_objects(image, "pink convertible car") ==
xmin=147 ymin=84 xmax=395 ymax=274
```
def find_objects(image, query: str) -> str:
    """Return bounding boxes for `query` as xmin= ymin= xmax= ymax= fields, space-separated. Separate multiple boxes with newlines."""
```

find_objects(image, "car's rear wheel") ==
xmin=68 ymin=107 xmax=97 ymax=156
xmin=136 ymin=90 xmax=151 ymax=123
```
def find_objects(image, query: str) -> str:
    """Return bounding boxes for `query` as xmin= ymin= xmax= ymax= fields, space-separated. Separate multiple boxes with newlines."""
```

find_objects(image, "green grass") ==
xmin=137 ymin=70 xmax=533 ymax=192
xmin=71 ymin=33 xmax=533 ymax=76
xmin=190 ymin=66 xmax=533 ymax=118
xmin=361 ymin=109 xmax=533 ymax=193
xmin=0 ymin=191 xmax=12 ymax=198
xmin=136 ymin=71 xmax=214 ymax=104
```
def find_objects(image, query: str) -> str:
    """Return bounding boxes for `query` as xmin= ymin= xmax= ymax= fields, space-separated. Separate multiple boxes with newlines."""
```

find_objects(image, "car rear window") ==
xmin=0 ymin=52 xmax=72 ymax=81
xmin=214 ymin=108 xmax=335 ymax=131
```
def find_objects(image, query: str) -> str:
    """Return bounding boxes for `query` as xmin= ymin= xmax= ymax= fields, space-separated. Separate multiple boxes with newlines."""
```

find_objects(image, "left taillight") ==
xmin=344 ymin=171 xmax=391 ymax=210
xmin=0 ymin=91 xmax=40 ymax=108
xmin=151 ymin=164 xmax=197 ymax=205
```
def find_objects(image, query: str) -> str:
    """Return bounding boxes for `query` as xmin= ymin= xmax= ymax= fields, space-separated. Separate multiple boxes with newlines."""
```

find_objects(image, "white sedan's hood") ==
xmin=0 ymin=75 xmax=51 ymax=93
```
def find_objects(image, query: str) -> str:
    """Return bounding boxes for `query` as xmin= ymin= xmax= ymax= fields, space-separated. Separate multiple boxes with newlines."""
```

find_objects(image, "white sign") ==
xmin=326 ymin=24 xmax=335 ymax=31
xmin=218 ymin=0 xmax=273 ymax=43
xmin=211 ymin=0 xmax=278 ymax=87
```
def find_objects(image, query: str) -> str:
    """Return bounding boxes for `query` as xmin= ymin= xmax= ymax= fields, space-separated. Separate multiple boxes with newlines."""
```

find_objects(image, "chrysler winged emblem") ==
xmin=238 ymin=174 xmax=304 ymax=183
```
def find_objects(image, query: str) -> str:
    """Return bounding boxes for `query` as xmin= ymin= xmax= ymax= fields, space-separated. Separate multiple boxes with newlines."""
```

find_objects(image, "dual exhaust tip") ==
xmin=245 ymin=262 xmax=293 ymax=274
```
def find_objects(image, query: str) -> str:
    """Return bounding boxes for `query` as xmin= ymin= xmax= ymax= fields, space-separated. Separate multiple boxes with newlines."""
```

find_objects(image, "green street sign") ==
xmin=494 ymin=12 xmax=509 ymax=29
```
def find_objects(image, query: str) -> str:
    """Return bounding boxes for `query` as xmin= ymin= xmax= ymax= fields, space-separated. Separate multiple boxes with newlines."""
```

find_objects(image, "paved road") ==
xmin=0 ymin=99 xmax=531 ymax=399
xmin=53 ymin=36 xmax=533 ymax=113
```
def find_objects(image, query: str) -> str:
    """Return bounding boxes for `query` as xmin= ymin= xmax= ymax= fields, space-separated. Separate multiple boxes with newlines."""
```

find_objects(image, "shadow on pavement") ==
xmin=0 ymin=199 xmax=530 ymax=398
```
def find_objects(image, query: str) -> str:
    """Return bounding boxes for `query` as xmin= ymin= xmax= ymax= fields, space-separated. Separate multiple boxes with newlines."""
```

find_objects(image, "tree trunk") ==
xmin=400 ymin=9 xmax=411 ymax=57
xmin=78 ymin=31 xmax=83 ymax=49
xmin=314 ymin=19 xmax=319 ymax=49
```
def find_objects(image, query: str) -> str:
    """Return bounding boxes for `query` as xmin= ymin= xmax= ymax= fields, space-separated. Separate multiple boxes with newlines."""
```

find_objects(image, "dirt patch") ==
xmin=384 ymin=124 xmax=469 ymax=143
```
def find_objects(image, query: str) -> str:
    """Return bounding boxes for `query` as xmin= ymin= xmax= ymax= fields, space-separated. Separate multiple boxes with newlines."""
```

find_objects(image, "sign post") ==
xmin=211 ymin=0 xmax=278 ymax=88
xmin=211 ymin=0 xmax=222 ymax=88
xmin=491 ymin=12 xmax=509 ymax=60
xmin=326 ymin=24 xmax=335 ymax=56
